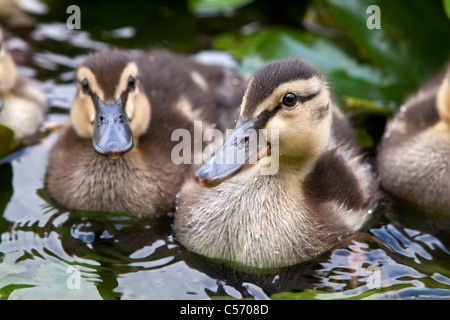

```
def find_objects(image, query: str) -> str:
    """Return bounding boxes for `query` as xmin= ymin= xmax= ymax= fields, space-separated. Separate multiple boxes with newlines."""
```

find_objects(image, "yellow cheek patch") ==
xmin=126 ymin=89 xmax=151 ymax=138
xmin=70 ymin=93 xmax=95 ymax=138
xmin=265 ymin=108 xmax=331 ymax=160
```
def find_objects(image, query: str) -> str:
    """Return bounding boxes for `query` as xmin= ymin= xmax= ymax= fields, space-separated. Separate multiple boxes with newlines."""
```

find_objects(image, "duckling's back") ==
xmin=135 ymin=49 xmax=245 ymax=134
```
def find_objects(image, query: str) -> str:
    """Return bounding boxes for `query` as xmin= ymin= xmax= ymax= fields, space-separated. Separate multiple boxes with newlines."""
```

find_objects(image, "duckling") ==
xmin=45 ymin=49 xmax=246 ymax=216
xmin=377 ymin=65 xmax=450 ymax=210
xmin=0 ymin=27 xmax=47 ymax=142
xmin=174 ymin=59 xmax=379 ymax=269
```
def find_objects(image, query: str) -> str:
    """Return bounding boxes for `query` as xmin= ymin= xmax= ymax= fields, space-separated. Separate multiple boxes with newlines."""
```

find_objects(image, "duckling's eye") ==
xmin=282 ymin=93 xmax=297 ymax=107
xmin=128 ymin=76 xmax=136 ymax=91
xmin=81 ymin=78 xmax=90 ymax=94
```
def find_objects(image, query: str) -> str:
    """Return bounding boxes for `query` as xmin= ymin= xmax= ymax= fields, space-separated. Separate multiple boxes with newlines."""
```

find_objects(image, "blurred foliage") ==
xmin=445 ymin=0 xmax=450 ymax=18
xmin=35 ymin=0 xmax=449 ymax=107
xmin=37 ymin=0 xmax=309 ymax=51
xmin=213 ymin=0 xmax=450 ymax=103
xmin=188 ymin=0 xmax=256 ymax=16
xmin=209 ymin=0 xmax=450 ymax=149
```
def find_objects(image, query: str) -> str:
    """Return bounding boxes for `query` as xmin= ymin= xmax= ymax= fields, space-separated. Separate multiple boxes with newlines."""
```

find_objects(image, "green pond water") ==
xmin=0 ymin=0 xmax=450 ymax=300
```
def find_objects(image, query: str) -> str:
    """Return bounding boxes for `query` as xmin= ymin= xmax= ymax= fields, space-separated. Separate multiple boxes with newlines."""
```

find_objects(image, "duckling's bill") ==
xmin=93 ymin=97 xmax=133 ymax=160
xmin=195 ymin=115 xmax=270 ymax=187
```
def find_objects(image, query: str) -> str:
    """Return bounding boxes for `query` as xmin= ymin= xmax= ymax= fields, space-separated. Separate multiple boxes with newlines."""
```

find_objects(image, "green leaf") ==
xmin=317 ymin=0 xmax=450 ymax=102
xmin=215 ymin=28 xmax=396 ymax=103
xmin=188 ymin=0 xmax=255 ymax=15
xmin=343 ymin=96 xmax=395 ymax=116
xmin=215 ymin=0 xmax=450 ymax=112
xmin=444 ymin=0 xmax=450 ymax=19
xmin=0 ymin=123 xmax=15 ymax=159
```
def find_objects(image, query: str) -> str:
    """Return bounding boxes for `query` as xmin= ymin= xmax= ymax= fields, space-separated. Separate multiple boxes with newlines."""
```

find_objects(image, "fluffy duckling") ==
xmin=0 ymin=27 xmax=47 ymax=142
xmin=377 ymin=65 xmax=450 ymax=210
xmin=174 ymin=59 xmax=379 ymax=269
xmin=46 ymin=49 xmax=245 ymax=216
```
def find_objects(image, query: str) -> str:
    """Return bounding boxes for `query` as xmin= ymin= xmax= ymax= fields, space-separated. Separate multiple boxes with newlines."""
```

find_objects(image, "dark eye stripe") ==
xmin=257 ymin=91 xmax=321 ymax=127
xmin=298 ymin=91 xmax=319 ymax=103
xmin=259 ymin=104 xmax=282 ymax=127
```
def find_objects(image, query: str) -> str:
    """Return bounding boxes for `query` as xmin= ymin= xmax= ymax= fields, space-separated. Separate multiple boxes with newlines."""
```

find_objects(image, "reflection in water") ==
xmin=0 ymin=0 xmax=449 ymax=300
xmin=316 ymin=221 xmax=450 ymax=299
xmin=1 ymin=134 xmax=450 ymax=299
xmin=42 ymin=205 xmax=177 ymax=299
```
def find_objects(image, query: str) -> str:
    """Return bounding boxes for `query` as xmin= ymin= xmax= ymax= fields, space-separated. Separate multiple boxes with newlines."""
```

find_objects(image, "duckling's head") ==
xmin=0 ymin=27 xmax=18 ymax=93
xmin=437 ymin=66 xmax=450 ymax=125
xmin=196 ymin=59 xmax=332 ymax=187
xmin=70 ymin=50 xmax=151 ymax=160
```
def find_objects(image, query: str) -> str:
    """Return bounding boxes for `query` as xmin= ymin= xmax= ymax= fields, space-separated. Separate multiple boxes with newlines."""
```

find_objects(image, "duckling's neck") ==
xmin=248 ymin=152 xmax=317 ymax=185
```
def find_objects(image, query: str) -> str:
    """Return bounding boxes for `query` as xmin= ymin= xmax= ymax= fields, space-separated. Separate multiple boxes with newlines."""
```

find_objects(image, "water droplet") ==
xmin=368 ymin=209 xmax=374 ymax=215
xmin=274 ymin=247 xmax=280 ymax=254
